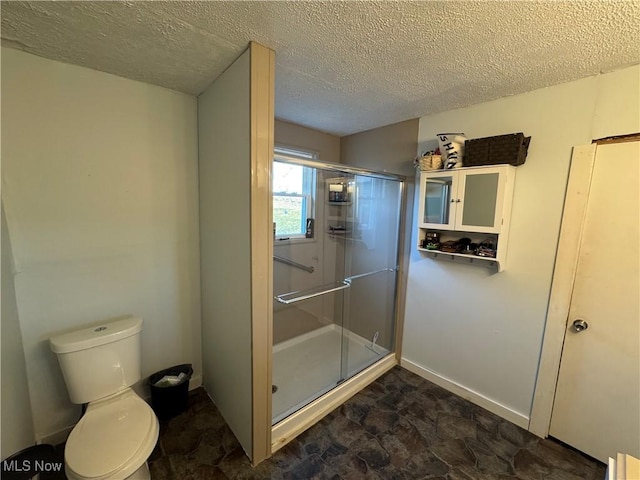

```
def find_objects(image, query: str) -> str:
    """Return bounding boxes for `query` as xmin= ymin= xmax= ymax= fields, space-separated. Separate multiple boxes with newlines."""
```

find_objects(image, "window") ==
xmin=273 ymin=147 xmax=317 ymax=240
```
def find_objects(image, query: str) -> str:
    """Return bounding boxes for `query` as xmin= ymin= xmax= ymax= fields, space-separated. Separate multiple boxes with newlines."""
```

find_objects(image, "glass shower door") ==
xmin=272 ymin=288 xmax=348 ymax=424
xmin=341 ymin=175 xmax=401 ymax=379
xmin=272 ymin=161 xmax=403 ymax=425
xmin=271 ymin=166 xmax=351 ymax=424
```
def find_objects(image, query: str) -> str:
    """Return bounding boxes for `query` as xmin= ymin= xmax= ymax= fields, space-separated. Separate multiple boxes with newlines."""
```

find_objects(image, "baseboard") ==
xmin=400 ymin=358 xmax=529 ymax=429
xmin=39 ymin=426 xmax=73 ymax=447
xmin=189 ymin=373 xmax=203 ymax=391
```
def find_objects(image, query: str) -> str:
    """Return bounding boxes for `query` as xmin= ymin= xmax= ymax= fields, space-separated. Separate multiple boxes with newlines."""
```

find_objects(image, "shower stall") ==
xmin=271 ymin=156 xmax=404 ymax=428
xmin=198 ymin=44 xmax=406 ymax=462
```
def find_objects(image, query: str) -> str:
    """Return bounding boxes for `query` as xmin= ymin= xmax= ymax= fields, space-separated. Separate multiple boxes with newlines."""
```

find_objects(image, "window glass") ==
xmin=273 ymin=159 xmax=315 ymax=239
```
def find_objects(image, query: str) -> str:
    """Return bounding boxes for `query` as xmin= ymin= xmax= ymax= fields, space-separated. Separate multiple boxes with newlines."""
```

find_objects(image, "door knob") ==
xmin=572 ymin=319 xmax=589 ymax=332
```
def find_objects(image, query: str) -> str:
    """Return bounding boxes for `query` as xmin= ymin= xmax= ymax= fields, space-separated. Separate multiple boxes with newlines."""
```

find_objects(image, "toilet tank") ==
xmin=50 ymin=316 xmax=143 ymax=404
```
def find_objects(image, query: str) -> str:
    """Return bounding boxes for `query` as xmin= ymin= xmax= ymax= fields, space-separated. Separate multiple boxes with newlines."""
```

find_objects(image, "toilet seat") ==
xmin=65 ymin=389 xmax=159 ymax=480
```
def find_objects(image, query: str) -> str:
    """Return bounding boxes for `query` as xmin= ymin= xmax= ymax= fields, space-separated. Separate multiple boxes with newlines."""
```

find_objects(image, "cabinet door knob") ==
xmin=455 ymin=199 xmax=461 ymax=203
xmin=450 ymin=199 xmax=455 ymax=203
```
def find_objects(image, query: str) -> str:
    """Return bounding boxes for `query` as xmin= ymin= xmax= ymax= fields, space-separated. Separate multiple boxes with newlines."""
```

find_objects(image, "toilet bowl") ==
xmin=50 ymin=316 xmax=159 ymax=480
xmin=64 ymin=389 xmax=159 ymax=480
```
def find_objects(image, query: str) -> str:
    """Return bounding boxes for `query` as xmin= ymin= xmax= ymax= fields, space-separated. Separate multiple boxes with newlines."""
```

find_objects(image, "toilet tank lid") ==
xmin=50 ymin=316 xmax=143 ymax=354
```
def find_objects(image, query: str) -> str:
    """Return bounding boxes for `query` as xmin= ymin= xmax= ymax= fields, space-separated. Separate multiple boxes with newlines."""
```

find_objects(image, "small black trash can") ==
xmin=149 ymin=363 xmax=193 ymax=420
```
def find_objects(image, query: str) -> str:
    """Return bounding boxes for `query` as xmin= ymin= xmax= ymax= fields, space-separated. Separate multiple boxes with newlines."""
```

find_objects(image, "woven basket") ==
xmin=418 ymin=155 xmax=443 ymax=171
xmin=464 ymin=133 xmax=531 ymax=167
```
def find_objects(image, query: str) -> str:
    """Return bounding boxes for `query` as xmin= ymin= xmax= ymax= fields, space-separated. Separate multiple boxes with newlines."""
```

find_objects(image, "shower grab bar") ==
xmin=275 ymin=280 xmax=351 ymax=305
xmin=345 ymin=267 xmax=397 ymax=282
xmin=273 ymin=255 xmax=315 ymax=273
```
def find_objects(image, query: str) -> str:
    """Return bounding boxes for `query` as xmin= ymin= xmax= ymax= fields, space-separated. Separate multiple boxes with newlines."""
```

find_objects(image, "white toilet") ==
xmin=50 ymin=316 xmax=159 ymax=480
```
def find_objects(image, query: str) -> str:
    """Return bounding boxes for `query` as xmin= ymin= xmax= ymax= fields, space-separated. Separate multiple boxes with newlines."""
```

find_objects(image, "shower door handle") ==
xmin=345 ymin=267 xmax=397 ymax=282
xmin=275 ymin=280 xmax=351 ymax=305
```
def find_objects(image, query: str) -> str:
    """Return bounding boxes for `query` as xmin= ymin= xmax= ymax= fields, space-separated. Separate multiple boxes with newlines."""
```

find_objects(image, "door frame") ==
xmin=529 ymin=136 xmax=640 ymax=437
xmin=528 ymin=143 xmax=597 ymax=436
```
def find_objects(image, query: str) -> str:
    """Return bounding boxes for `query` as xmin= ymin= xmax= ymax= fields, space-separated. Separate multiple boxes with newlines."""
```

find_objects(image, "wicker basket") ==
xmin=418 ymin=155 xmax=443 ymax=171
xmin=464 ymin=133 xmax=531 ymax=167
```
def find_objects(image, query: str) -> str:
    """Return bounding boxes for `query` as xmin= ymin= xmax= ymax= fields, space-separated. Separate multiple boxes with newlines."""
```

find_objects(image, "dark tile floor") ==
xmin=148 ymin=366 xmax=606 ymax=480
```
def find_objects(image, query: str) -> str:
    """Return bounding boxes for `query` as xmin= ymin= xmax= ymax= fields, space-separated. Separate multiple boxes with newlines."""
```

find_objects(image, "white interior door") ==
xmin=549 ymin=140 xmax=640 ymax=462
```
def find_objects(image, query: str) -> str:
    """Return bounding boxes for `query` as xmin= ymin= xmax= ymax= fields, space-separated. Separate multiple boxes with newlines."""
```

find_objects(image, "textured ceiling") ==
xmin=2 ymin=1 xmax=639 ymax=136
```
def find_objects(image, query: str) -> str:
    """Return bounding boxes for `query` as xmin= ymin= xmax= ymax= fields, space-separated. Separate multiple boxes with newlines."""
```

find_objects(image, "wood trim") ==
xmin=249 ymin=41 xmax=275 ymax=465
xmin=394 ymin=179 xmax=409 ymax=360
xmin=528 ymin=144 xmax=597 ymax=437
xmin=593 ymin=133 xmax=640 ymax=145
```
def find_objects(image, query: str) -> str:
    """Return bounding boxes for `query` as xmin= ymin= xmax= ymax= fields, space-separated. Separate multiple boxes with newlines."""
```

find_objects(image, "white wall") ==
xmin=198 ymin=49 xmax=253 ymax=456
xmin=1 ymin=203 xmax=35 ymax=458
xmin=1 ymin=48 xmax=201 ymax=442
xmin=403 ymin=65 xmax=640 ymax=422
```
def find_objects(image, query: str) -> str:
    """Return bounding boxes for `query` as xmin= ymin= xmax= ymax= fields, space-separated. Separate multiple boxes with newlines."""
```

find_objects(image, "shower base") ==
xmin=272 ymin=324 xmax=389 ymax=424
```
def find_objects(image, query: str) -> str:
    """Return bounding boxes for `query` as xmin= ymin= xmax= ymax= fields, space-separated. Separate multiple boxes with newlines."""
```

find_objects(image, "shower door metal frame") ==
xmin=270 ymin=156 xmax=409 ymax=454
xmin=272 ymin=155 xmax=407 ymax=390
xmin=274 ymin=154 xmax=406 ymax=182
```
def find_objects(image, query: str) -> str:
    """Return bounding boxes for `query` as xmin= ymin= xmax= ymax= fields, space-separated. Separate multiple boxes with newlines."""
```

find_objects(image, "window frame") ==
xmin=273 ymin=146 xmax=318 ymax=243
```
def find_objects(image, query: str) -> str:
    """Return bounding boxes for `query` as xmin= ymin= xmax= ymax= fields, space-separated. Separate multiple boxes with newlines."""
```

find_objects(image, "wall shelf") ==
xmin=417 ymin=165 xmax=516 ymax=272
xmin=417 ymin=247 xmax=501 ymax=270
